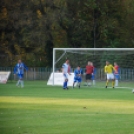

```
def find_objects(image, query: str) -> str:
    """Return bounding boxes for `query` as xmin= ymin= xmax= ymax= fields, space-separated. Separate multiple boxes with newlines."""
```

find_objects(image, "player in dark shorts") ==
xmin=85 ymin=61 xmax=94 ymax=86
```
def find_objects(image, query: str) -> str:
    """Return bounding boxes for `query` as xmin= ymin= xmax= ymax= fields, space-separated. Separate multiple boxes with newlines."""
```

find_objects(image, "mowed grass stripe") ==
xmin=0 ymin=96 xmax=134 ymax=114
xmin=0 ymin=106 xmax=134 ymax=134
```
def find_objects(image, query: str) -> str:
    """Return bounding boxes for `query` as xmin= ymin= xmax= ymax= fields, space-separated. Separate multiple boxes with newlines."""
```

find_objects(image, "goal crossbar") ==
xmin=53 ymin=48 xmax=134 ymax=51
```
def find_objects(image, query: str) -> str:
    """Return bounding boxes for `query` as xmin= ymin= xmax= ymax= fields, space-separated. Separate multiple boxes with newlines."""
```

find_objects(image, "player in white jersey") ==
xmin=62 ymin=59 xmax=70 ymax=89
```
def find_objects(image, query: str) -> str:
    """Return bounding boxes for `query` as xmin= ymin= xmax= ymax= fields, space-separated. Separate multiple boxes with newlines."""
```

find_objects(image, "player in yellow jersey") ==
xmin=104 ymin=61 xmax=116 ymax=88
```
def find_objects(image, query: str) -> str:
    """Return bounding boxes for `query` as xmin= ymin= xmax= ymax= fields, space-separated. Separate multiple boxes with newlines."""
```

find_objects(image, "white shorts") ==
xmin=63 ymin=73 xmax=68 ymax=80
xmin=107 ymin=73 xmax=114 ymax=80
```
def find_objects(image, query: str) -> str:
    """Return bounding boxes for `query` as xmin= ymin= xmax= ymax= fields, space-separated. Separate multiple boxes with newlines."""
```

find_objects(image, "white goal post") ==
xmin=49 ymin=48 xmax=134 ymax=86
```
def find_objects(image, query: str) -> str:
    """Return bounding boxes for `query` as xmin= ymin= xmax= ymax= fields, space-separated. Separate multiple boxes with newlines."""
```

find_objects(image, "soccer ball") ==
xmin=132 ymin=89 xmax=134 ymax=93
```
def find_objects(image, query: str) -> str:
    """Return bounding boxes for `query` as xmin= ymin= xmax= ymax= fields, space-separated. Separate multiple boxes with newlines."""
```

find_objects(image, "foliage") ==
xmin=0 ymin=0 xmax=134 ymax=66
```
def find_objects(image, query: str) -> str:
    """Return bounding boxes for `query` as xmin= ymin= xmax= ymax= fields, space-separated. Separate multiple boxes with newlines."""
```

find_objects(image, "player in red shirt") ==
xmin=85 ymin=61 xmax=94 ymax=86
xmin=114 ymin=62 xmax=120 ymax=86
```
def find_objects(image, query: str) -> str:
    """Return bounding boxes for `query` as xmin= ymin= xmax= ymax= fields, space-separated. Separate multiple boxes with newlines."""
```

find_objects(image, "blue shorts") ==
xmin=18 ymin=74 xmax=24 ymax=79
xmin=114 ymin=74 xmax=120 ymax=80
xmin=74 ymin=77 xmax=82 ymax=82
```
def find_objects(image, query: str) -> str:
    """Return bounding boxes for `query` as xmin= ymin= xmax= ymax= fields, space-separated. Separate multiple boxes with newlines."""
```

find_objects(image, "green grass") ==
xmin=0 ymin=81 xmax=134 ymax=134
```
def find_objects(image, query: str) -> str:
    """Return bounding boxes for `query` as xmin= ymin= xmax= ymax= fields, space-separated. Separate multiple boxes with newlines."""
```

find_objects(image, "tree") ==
xmin=0 ymin=0 xmax=134 ymax=67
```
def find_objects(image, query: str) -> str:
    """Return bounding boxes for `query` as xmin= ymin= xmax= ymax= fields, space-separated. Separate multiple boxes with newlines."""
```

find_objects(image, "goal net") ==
xmin=48 ymin=48 xmax=134 ymax=88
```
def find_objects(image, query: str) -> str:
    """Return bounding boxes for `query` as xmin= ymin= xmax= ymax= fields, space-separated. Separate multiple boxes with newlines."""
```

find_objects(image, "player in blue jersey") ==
xmin=14 ymin=59 xmax=28 ymax=88
xmin=73 ymin=66 xmax=83 ymax=88
xmin=62 ymin=59 xmax=71 ymax=89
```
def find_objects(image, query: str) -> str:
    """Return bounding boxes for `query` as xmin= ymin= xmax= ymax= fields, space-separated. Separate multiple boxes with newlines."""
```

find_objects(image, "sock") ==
xmin=65 ymin=81 xmax=68 ymax=88
xmin=85 ymin=82 xmax=88 ymax=86
xmin=16 ymin=80 xmax=20 ymax=86
xmin=115 ymin=80 xmax=118 ymax=86
xmin=75 ymin=82 xmax=78 ymax=86
xmin=78 ymin=82 xmax=80 ymax=87
xmin=73 ymin=82 xmax=75 ymax=87
xmin=63 ymin=81 xmax=66 ymax=88
xmin=63 ymin=81 xmax=68 ymax=88
xmin=106 ymin=80 xmax=109 ymax=86
xmin=21 ymin=80 xmax=24 ymax=87
xmin=88 ymin=82 xmax=91 ymax=86
xmin=112 ymin=80 xmax=115 ymax=87
xmin=93 ymin=80 xmax=95 ymax=85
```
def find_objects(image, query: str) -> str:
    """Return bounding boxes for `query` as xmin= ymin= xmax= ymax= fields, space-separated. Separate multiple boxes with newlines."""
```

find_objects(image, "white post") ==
xmin=53 ymin=48 xmax=55 ymax=85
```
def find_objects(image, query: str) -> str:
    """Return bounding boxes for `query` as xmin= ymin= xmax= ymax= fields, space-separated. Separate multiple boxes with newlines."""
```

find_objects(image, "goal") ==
xmin=49 ymin=48 xmax=134 ymax=88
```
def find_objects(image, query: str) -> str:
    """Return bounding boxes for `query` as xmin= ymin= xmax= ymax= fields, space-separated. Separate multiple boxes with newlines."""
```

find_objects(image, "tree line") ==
xmin=0 ymin=0 xmax=134 ymax=67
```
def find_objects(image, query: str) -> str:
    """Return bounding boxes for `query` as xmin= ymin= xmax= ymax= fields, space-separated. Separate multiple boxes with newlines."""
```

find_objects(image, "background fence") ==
xmin=0 ymin=67 xmax=52 ymax=81
xmin=0 ymin=67 xmax=134 ymax=81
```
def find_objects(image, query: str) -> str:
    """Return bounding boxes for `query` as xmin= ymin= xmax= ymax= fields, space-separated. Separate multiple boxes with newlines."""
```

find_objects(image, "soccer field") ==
xmin=0 ymin=81 xmax=134 ymax=134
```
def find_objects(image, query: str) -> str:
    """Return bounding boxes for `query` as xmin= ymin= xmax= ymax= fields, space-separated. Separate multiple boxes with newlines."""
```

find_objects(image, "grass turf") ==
xmin=0 ymin=81 xmax=134 ymax=134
